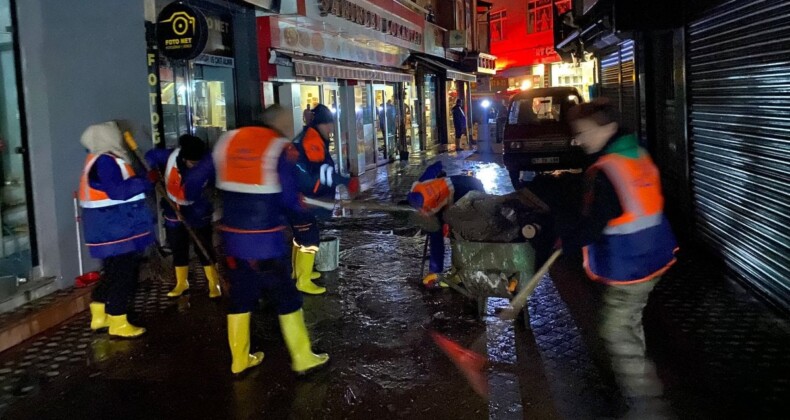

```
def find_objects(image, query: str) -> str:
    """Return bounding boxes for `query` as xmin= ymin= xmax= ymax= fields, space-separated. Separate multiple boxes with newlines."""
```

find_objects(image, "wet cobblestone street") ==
xmin=0 ymin=150 xmax=787 ymax=419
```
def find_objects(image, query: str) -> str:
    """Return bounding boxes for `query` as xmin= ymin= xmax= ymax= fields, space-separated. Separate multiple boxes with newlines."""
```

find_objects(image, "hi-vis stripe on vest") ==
xmin=214 ymin=128 xmax=288 ymax=194
xmin=411 ymin=177 xmax=454 ymax=215
xmin=592 ymin=149 xmax=664 ymax=235
xmin=79 ymin=154 xmax=146 ymax=209
xmin=164 ymin=148 xmax=192 ymax=206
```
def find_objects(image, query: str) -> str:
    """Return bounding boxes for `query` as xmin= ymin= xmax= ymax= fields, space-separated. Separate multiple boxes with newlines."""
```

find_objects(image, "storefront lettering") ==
xmin=206 ymin=17 xmax=230 ymax=33
xmin=146 ymin=51 xmax=165 ymax=146
xmin=317 ymin=0 xmax=422 ymax=45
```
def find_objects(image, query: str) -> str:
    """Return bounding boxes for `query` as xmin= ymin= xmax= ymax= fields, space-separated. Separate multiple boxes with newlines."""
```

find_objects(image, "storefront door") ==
xmin=159 ymin=61 xmax=236 ymax=148
xmin=404 ymin=82 xmax=420 ymax=153
xmin=423 ymin=74 xmax=439 ymax=149
xmin=322 ymin=85 xmax=348 ymax=176
xmin=372 ymin=84 xmax=395 ymax=164
xmin=0 ymin=0 xmax=35 ymax=293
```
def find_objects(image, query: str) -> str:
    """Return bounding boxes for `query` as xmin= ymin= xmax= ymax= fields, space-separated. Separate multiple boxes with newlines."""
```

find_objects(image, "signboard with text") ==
xmin=157 ymin=2 xmax=208 ymax=60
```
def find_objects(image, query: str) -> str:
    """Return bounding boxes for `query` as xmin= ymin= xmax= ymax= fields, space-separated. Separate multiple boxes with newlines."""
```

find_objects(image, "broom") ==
xmin=431 ymin=249 xmax=562 ymax=398
xmin=122 ymin=131 xmax=223 ymax=289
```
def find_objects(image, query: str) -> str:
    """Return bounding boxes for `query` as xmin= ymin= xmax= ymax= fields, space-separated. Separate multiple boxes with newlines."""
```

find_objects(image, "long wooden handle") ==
xmin=123 ymin=131 xmax=216 ymax=265
xmin=500 ymin=249 xmax=562 ymax=320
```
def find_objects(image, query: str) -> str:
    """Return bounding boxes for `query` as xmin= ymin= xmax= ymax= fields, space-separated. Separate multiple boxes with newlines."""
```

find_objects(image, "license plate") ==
xmin=531 ymin=157 xmax=560 ymax=164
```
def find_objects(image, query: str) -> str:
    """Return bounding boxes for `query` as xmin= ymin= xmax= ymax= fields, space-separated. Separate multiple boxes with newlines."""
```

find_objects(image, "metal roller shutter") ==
xmin=599 ymin=40 xmax=639 ymax=132
xmin=687 ymin=0 xmax=790 ymax=309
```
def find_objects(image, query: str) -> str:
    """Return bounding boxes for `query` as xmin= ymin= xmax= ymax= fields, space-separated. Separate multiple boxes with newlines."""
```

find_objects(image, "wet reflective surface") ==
xmin=0 ymin=149 xmax=788 ymax=419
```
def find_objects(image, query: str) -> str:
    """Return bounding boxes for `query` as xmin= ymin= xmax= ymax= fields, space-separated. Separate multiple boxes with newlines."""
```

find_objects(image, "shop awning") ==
xmin=409 ymin=54 xmax=476 ymax=83
xmin=290 ymin=56 xmax=413 ymax=84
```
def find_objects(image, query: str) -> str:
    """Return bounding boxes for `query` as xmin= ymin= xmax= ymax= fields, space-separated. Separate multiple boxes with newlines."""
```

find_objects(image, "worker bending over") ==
xmin=290 ymin=104 xmax=359 ymax=295
xmin=407 ymin=162 xmax=484 ymax=287
xmin=145 ymin=134 xmax=221 ymax=299
xmin=213 ymin=105 xmax=328 ymax=375
xmin=81 ymin=122 xmax=155 ymax=338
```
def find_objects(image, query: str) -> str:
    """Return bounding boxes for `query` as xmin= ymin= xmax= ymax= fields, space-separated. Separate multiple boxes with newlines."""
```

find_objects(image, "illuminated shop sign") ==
xmin=317 ymin=0 xmax=423 ymax=46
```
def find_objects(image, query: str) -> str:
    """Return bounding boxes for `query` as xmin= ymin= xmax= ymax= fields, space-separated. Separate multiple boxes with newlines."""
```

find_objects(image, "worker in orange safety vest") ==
xmin=80 ymin=121 xmax=155 ymax=338
xmin=145 ymin=134 xmax=221 ymax=299
xmin=213 ymin=105 xmax=329 ymax=376
xmin=563 ymin=98 xmax=677 ymax=417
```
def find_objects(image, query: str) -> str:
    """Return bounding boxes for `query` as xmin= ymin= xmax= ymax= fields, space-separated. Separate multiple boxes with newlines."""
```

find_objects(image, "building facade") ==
xmin=487 ymin=0 xmax=595 ymax=100
xmin=257 ymin=0 xmax=491 ymax=175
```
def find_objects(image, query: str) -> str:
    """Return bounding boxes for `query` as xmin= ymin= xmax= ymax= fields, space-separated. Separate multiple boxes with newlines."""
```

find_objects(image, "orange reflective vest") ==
xmin=164 ymin=148 xmax=191 ymax=206
xmin=410 ymin=178 xmax=454 ymax=215
xmin=582 ymin=149 xmax=677 ymax=284
xmin=79 ymin=153 xmax=145 ymax=209
xmin=213 ymin=127 xmax=289 ymax=194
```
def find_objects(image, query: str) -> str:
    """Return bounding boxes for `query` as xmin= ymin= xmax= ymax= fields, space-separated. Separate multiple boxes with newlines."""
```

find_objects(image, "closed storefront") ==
xmin=599 ymin=39 xmax=638 ymax=134
xmin=687 ymin=0 xmax=790 ymax=309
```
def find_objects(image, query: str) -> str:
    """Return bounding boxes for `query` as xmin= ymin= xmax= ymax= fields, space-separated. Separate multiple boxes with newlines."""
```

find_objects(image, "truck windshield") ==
xmin=508 ymin=94 xmax=580 ymax=125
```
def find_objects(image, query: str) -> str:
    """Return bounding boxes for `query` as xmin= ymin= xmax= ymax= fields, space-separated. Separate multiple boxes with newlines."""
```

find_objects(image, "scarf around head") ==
xmin=80 ymin=121 xmax=130 ymax=162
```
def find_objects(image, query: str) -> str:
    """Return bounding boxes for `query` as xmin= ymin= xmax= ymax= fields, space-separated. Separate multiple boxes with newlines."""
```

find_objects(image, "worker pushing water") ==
xmin=213 ymin=105 xmax=330 ymax=375
xmin=80 ymin=122 xmax=155 ymax=338
xmin=145 ymin=134 xmax=221 ymax=299
xmin=289 ymin=104 xmax=360 ymax=295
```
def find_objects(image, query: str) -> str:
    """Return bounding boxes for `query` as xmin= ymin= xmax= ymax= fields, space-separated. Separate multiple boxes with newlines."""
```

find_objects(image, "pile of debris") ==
xmin=444 ymin=188 xmax=551 ymax=243
xmin=443 ymin=188 xmax=553 ymax=302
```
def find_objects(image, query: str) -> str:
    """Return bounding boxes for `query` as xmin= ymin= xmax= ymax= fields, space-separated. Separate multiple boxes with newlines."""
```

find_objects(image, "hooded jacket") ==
xmin=79 ymin=122 xmax=155 ymax=258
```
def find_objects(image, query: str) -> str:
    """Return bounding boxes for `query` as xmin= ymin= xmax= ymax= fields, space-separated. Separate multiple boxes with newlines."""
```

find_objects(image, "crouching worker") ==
xmin=145 ymin=135 xmax=221 ymax=299
xmin=80 ymin=122 xmax=155 ymax=338
xmin=407 ymin=162 xmax=484 ymax=287
xmin=213 ymin=105 xmax=328 ymax=375
xmin=290 ymin=104 xmax=359 ymax=295
xmin=563 ymin=98 xmax=677 ymax=416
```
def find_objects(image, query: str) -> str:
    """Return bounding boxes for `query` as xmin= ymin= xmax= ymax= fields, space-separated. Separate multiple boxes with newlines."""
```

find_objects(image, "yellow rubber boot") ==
xmin=294 ymin=250 xmax=326 ymax=295
xmin=107 ymin=314 xmax=146 ymax=338
xmin=168 ymin=266 xmax=190 ymax=297
xmin=89 ymin=302 xmax=109 ymax=331
xmin=278 ymin=309 xmax=329 ymax=374
xmin=292 ymin=244 xmax=320 ymax=280
xmin=204 ymin=265 xmax=222 ymax=298
xmin=227 ymin=313 xmax=264 ymax=375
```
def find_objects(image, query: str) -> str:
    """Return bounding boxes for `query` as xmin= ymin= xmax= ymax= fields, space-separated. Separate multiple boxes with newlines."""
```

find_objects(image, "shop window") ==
xmin=0 ymin=0 xmax=34 ymax=286
xmin=527 ymin=0 xmax=570 ymax=34
xmin=490 ymin=10 xmax=506 ymax=42
xmin=158 ymin=62 xmax=235 ymax=147
xmin=300 ymin=85 xmax=321 ymax=126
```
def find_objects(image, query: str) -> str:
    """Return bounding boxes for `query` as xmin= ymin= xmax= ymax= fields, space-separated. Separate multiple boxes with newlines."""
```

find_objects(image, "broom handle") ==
xmin=73 ymin=192 xmax=84 ymax=276
xmin=500 ymin=249 xmax=562 ymax=320
xmin=302 ymin=197 xmax=417 ymax=213
xmin=123 ymin=131 xmax=216 ymax=265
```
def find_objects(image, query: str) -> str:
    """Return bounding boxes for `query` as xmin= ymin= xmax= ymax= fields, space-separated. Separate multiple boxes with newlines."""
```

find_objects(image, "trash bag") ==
xmin=444 ymin=189 xmax=550 ymax=243
xmin=450 ymin=240 xmax=535 ymax=299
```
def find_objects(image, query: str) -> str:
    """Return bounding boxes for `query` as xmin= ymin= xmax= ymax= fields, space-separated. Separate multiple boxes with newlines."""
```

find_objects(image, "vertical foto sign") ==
xmin=147 ymin=47 xmax=165 ymax=147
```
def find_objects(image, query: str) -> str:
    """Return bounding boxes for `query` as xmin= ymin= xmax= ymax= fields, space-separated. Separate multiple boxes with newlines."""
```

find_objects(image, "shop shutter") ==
xmin=687 ymin=0 xmax=790 ymax=309
xmin=598 ymin=40 xmax=639 ymax=132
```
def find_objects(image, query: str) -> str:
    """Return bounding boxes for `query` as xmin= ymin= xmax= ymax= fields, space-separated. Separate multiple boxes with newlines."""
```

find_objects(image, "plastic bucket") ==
xmin=315 ymin=237 xmax=340 ymax=272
